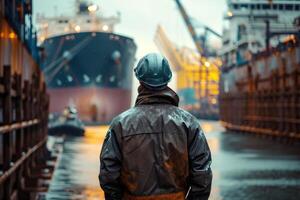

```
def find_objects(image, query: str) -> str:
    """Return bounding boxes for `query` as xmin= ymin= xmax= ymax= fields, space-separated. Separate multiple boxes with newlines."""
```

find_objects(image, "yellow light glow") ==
xmin=9 ymin=32 xmax=16 ymax=39
xmin=102 ymin=25 xmax=109 ymax=31
xmin=211 ymin=98 xmax=217 ymax=104
xmin=75 ymin=25 xmax=81 ymax=32
xmin=227 ymin=11 xmax=233 ymax=17
xmin=88 ymin=4 xmax=98 ymax=12
xmin=205 ymin=61 xmax=210 ymax=67
xmin=40 ymin=36 xmax=45 ymax=42
xmin=84 ymin=125 xmax=108 ymax=144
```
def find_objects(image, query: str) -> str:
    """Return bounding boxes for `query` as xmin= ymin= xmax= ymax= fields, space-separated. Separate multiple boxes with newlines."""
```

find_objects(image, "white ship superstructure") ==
xmin=36 ymin=1 xmax=120 ymax=44
xmin=220 ymin=0 xmax=300 ymax=66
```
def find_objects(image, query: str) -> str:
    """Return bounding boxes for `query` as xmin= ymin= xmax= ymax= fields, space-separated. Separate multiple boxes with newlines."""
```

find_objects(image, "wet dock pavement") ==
xmin=45 ymin=121 xmax=300 ymax=200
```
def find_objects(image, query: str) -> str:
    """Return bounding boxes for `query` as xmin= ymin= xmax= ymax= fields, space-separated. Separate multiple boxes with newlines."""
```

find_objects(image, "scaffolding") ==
xmin=154 ymin=25 xmax=221 ymax=118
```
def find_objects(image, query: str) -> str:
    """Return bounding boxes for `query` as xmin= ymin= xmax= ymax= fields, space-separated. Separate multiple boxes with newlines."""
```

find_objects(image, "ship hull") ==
xmin=219 ymin=39 xmax=300 ymax=139
xmin=41 ymin=32 xmax=137 ymax=124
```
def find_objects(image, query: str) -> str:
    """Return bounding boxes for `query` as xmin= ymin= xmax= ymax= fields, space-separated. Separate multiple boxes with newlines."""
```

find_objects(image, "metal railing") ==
xmin=0 ymin=65 xmax=56 ymax=199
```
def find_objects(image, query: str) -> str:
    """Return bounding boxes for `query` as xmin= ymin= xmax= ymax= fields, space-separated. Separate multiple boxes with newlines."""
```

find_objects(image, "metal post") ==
xmin=3 ymin=65 xmax=12 ymax=199
xmin=3 ymin=65 xmax=12 ymax=171
xmin=265 ymin=20 xmax=270 ymax=54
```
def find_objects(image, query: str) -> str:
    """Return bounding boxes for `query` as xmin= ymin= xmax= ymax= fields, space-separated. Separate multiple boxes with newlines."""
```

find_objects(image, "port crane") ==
xmin=154 ymin=26 xmax=220 ymax=119
xmin=190 ymin=19 xmax=222 ymax=57
xmin=173 ymin=0 xmax=221 ymax=57
xmin=173 ymin=0 xmax=221 ymax=118
xmin=174 ymin=0 xmax=204 ymax=57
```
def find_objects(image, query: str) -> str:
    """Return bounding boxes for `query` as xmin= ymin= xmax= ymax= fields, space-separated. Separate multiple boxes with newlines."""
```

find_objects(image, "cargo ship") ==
xmin=37 ymin=1 xmax=137 ymax=124
xmin=219 ymin=0 xmax=300 ymax=138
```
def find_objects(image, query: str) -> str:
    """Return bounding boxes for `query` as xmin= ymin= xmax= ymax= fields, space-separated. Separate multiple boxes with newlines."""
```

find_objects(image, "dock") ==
xmin=1 ymin=0 xmax=300 ymax=200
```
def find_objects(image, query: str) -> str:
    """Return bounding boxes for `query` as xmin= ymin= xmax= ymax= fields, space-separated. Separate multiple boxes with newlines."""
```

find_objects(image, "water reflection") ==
xmin=46 ymin=126 xmax=108 ymax=200
xmin=205 ymin=120 xmax=300 ymax=200
xmin=46 ymin=121 xmax=300 ymax=200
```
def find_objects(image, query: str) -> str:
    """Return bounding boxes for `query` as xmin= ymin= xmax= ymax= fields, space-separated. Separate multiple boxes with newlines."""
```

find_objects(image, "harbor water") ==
xmin=45 ymin=121 xmax=300 ymax=200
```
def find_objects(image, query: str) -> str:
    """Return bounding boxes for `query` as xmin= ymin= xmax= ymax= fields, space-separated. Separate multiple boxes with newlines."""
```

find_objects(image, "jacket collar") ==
xmin=135 ymin=85 xmax=179 ymax=107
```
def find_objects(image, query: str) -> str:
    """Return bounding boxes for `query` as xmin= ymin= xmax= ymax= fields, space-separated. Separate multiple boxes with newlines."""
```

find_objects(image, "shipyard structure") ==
xmin=154 ymin=0 xmax=222 ymax=119
xmin=0 ymin=0 xmax=58 ymax=199
xmin=219 ymin=0 xmax=300 ymax=138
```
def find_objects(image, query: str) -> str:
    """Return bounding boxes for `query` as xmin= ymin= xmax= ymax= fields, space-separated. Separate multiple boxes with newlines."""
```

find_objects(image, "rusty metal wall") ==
xmin=220 ymin=39 xmax=300 ymax=139
xmin=0 ymin=2 xmax=57 ymax=199
xmin=0 ymin=63 xmax=55 ymax=199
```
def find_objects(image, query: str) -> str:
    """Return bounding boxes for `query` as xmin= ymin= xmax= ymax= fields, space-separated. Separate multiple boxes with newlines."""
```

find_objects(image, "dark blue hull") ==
xmin=41 ymin=32 xmax=137 ymax=123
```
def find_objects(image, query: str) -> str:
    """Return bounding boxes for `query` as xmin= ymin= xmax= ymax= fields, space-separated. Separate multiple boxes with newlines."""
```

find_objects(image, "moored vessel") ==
xmin=219 ymin=0 xmax=300 ymax=138
xmin=48 ymin=106 xmax=85 ymax=136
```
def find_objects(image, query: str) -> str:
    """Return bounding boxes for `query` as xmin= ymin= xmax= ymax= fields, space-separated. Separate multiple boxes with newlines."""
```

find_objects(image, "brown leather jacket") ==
xmin=99 ymin=85 xmax=212 ymax=200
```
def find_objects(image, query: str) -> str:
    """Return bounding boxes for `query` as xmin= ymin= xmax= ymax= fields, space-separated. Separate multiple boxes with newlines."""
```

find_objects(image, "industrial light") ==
xmin=40 ymin=36 xmax=45 ymax=42
xmin=75 ymin=25 xmax=81 ymax=32
xmin=227 ymin=11 xmax=233 ymax=17
xmin=211 ymin=98 xmax=217 ymax=105
xmin=9 ymin=32 xmax=16 ymax=39
xmin=102 ymin=25 xmax=109 ymax=31
xmin=205 ymin=61 xmax=210 ymax=67
xmin=88 ymin=4 xmax=98 ymax=12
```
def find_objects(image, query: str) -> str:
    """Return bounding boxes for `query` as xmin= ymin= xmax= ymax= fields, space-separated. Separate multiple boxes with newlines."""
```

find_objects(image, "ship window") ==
xmin=273 ymin=4 xmax=278 ymax=10
xmin=286 ymin=5 xmax=293 ymax=11
xmin=296 ymin=5 xmax=300 ymax=10
xmin=237 ymin=24 xmax=247 ymax=41
xmin=279 ymin=4 xmax=283 ymax=10
xmin=257 ymin=4 xmax=261 ymax=10
xmin=58 ymin=20 xmax=69 ymax=23
xmin=233 ymin=4 xmax=238 ymax=9
xmin=240 ymin=4 xmax=248 ymax=10
xmin=250 ymin=4 xmax=255 ymax=10
xmin=83 ymin=74 xmax=90 ymax=83
xmin=262 ymin=4 xmax=270 ymax=10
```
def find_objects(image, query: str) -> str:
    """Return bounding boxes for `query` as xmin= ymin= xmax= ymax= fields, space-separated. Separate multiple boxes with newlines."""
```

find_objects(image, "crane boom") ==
xmin=174 ymin=0 xmax=204 ymax=56
xmin=205 ymin=27 xmax=222 ymax=38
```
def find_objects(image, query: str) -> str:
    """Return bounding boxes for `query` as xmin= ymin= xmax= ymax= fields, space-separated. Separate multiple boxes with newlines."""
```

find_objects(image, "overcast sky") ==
xmin=33 ymin=0 xmax=227 ymax=100
xmin=33 ymin=0 xmax=227 ymax=58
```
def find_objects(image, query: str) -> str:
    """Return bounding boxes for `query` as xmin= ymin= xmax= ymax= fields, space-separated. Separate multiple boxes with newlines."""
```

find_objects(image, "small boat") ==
xmin=48 ymin=106 xmax=85 ymax=136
